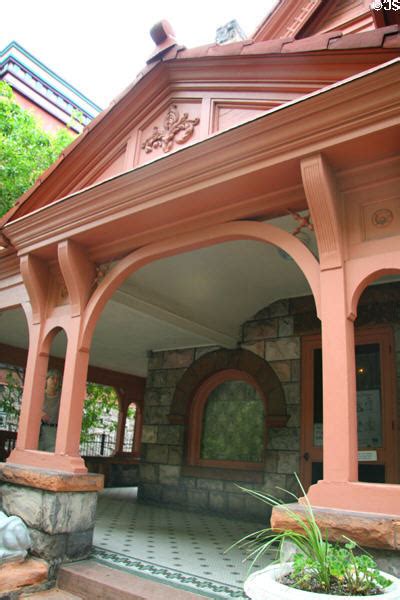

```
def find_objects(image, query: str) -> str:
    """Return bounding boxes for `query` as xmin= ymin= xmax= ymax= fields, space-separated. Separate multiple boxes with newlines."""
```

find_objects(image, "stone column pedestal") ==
xmin=0 ymin=463 xmax=103 ymax=582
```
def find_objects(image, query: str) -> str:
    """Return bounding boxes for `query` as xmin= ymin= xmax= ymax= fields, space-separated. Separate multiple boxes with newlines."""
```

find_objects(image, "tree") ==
xmin=0 ymin=81 xmax=74 ymax=216
xmin=0 ymin=373 xmax=126 ymax=443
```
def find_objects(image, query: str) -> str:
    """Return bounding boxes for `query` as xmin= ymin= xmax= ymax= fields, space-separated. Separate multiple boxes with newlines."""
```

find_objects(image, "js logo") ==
xmin=371 ymin=0 xmax=400 ymax=9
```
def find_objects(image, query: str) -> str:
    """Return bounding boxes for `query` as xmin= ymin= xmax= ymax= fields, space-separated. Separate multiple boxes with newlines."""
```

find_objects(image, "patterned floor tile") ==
xmin=92 ymin=487 xmax=275 ymax=599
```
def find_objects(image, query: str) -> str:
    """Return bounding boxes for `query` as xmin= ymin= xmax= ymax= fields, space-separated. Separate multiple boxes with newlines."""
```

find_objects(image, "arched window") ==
xmin=187 ymin=369 xmax=267 ymax=470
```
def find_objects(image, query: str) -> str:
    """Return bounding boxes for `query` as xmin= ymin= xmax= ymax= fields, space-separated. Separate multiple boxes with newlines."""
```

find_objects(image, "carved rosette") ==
xmin=371 ymin=208 xmax=394 ymax=228
xmin=142 ymin=104 xmax=200 ymax=154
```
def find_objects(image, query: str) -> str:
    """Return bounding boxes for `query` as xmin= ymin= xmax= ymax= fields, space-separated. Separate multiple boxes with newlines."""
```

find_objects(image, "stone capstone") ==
xmin=271 ymin=503 xmax=400 ymax=550
xmin=0 ymin=558 xmax=48 ymax=593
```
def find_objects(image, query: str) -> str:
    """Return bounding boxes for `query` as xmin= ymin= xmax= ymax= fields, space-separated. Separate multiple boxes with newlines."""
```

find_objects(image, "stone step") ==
xmin=21 ymin=589 xmax=82 ymax=599
xmin=57 ymin=560 xmax=206 ymax=599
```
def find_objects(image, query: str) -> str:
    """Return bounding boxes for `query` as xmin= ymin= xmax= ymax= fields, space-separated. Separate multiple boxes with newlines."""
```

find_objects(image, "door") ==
xmin=301 ymin=326 xmax=397 ymax=489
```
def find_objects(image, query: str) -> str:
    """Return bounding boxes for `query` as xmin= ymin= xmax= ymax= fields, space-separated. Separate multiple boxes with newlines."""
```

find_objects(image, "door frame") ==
xmin=300 ymin=325 xmax=398 ymax=489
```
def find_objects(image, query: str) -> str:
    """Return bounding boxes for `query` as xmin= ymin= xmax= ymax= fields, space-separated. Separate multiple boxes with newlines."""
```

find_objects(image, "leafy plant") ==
xmin=0 ymin=81 xmax=74 ymax=216
xmin=230 ymin=475 xmax=392 ymax=596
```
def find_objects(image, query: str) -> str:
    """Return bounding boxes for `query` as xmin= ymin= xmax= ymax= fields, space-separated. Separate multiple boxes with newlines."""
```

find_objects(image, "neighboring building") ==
xmin=0 ymin=0 xmax=400 ymax=585
xmin=0 ymin=41 xmax=101 ymax=133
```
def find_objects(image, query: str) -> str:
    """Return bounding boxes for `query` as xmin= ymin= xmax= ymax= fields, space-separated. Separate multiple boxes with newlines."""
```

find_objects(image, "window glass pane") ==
xmin=200 ymin=380 xmax=264 ymax=462
xmin=312 ymin=343 xmax=383 ymax=449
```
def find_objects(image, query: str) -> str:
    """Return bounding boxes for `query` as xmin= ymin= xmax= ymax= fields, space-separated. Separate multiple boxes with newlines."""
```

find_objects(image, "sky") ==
xmin=1 ymin=1 xmax=277 ymax=109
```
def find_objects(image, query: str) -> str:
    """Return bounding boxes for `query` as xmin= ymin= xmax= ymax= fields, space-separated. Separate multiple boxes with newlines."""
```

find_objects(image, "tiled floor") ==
xmin=92 ymin=487 xmax=275 ymax=599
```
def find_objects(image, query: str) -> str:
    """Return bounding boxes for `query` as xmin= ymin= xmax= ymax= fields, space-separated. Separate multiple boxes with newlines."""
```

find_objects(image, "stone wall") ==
xmin=138 ymin=283 xmax=400 ymax=521
xmin=138 ymin=297 xmax=314 ymax=521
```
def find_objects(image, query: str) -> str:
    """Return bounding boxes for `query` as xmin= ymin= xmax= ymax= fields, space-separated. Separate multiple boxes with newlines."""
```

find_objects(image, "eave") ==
xmin=3 ymin=58 xmax=399 ymax=264
xmin=2 ymin=26 xmax=398 ymax=226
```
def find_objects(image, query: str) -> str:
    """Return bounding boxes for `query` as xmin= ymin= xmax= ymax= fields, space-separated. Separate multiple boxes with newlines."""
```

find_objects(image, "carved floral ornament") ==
xmin=142 ymin=104 xmax=200 ymax=154
xmin=371 ymin=208 xmax=394 ymax=228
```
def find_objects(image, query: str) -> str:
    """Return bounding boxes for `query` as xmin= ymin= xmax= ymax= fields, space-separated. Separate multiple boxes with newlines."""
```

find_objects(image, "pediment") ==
xmin=5 ymin=27 xmax=398 ymax=223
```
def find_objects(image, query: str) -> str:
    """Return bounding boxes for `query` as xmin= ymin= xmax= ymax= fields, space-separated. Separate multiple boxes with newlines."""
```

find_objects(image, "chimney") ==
xmin=215 ymin=19 xmax=246 ymax=44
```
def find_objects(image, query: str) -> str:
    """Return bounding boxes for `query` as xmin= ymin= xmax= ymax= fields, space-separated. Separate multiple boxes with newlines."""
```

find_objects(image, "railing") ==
xmin=0 ymin=430 xmax=17 ymax=461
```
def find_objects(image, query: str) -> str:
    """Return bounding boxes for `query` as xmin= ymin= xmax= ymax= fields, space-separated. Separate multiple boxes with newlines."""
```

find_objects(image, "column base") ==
xmin=271 ymin=502 xmax=400 ymax=551
xmin=7 ymin=448 xmax=87 ymax=474
xmin=307 ymin=480 xmax=400 ymax=516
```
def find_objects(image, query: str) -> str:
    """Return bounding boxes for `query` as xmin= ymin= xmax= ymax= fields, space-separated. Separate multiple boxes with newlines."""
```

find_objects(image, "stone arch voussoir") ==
xmin=169 ymin=348 xmax=287 ymax=426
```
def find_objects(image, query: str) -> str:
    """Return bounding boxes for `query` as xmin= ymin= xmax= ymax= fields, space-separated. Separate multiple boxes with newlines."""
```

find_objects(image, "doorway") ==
xmin=301 ymin=326 xmax=397 ymax=489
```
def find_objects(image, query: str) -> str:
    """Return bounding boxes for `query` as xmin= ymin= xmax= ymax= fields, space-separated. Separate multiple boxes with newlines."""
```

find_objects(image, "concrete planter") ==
xmin=244 ymin=563 xmax=400 ymax=600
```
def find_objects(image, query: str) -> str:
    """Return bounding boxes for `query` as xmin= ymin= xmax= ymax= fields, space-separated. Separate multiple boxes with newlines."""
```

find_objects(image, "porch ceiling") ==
xmin=0 ymin=215 xmax=316 ymax=377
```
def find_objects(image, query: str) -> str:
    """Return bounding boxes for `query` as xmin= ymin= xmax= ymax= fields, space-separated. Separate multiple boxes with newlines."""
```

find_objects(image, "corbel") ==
xmin=300 ymin=154 xmax=344 ymax=270
xmin=19 ymin=254 xmax=49 ymax=325
xmin=58 ymin=240 xmax=96 ymax=317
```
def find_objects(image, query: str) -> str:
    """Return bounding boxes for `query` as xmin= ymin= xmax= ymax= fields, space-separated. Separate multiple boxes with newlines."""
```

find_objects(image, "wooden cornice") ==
xmin=4 ymin=59 xmax=400 ymax=262
xmin=3 ymin=42 xmax=398 ymax=226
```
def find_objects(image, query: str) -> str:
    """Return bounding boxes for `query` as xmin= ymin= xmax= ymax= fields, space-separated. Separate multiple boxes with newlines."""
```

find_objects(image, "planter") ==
xmin=244 ymin=563 xmax=400 ymax=600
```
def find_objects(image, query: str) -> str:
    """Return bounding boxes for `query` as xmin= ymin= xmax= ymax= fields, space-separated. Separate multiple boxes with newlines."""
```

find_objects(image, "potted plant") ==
xmin=230 ymin=477 xmax=400 ymax=599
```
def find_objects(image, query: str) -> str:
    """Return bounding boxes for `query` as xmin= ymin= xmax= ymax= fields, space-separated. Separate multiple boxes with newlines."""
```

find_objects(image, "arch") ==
xmin=187 ymin=368 xmax=268 ymax=468
xmin=40 ymin=326 xmax=68 ymax=356
xmin=80 ymin=220 xmax=321 ymax=350
xmin=170 ymin=348 xmax=287 ymax=425
xmin=347 ymin=251 xmax=400 ymax=319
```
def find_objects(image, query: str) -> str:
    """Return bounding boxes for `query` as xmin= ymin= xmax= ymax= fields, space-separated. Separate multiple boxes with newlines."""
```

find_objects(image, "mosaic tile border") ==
xmin=91 ymin=546 xmax=248 ymax=599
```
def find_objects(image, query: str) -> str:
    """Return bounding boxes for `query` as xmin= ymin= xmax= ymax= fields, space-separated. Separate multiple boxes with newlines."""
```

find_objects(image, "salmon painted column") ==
xmin=7 ymin=240 xmax=96 ymax=473
xmin=301 ymin=154 xmax=358 ymax=488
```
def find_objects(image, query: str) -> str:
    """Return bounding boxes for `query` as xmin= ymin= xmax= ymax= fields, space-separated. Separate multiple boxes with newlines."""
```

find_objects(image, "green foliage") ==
xmin=0 ymin=369 xmax=123 ymax=443
xmin=0 ymin=369 xmax=24 ymax=428
xmin=200 ymin=380 xmax=264 ymax=462
xmin=0 ymin=81 xmax=74 ymax=216
xmin=230 ymin=474 xmax=392 ymax=596
xmin=80 ymin=382 xmax=120 ymax=443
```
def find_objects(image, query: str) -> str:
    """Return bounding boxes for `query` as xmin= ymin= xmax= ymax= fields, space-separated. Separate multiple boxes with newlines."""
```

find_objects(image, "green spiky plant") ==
xmin=229 ymin=475 xmax=392 ymax=595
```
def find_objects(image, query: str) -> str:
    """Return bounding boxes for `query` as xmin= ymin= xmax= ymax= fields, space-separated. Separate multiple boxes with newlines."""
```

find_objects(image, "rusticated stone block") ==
xmin=0 ymin=558 xmax=48 ymax=594
xmin=243 ymin=319 xmax=277 ymax=342
xmin=168 ymin=446 xmax=183 ymax=465
xmin=144 ymin=406 xmax=170 ymax=425
xmin=139 ymin=483 xmax=162 ymax=502
xmin=141 ymin=425 xmax=158 ymax=443
xmin=147 ymin=370 xmax=170 ymax=388
xmin=209 ymin=491 xmax=226 ymax=513
xmin=139 ymin=463 xmax=159 ymax=483
xmin=226 ymin=493 xmax=245 ymax=516
xmin=162 ymin=349 xmax=194 ymax=369
xmin=270 ymin=360 xmax=291 ymax=382
xmin=145 ymin=444 xmax=169 ymax=463
xmin=162 ymin=485 xmax=187 ymax=505
xmin=291 ymin=359 xmax=300 ymax=382
xmin=271 ymin=503 xmax=400 ymax=551
xmin=159 ymin=465 xmax=180 ymax=485
xmin=144 ymin=388 xmax=174 ymax=407
xmin=269 ymin=300 xmax=289 ymax=317
xmin=261 ymin=473 xmax=287 ymax=494
xmin=265 ymin=338 xmax=300 ymax=361
xmin=286 ymin=404 xmax=300 ymax=427
xmin=41 ymin=491 xmax=97 ymax=534
xmin=66 ymin=529 xmax=93 ymax=559
xmin=28 ymin=528 xmax=67 ymax=560
xmin=277 ymin=451 xmax=300 ymax=474
xmin=187 ymin=489 xmax=209 ymax=510
xmin=197 ymin=478 xmax=223 ymax=491
xmin=278 ymin=317 xmax=293 ymax=337
xmin=157 ymin=425 xmax=183 ymax=445
xmin=2 ymin=485 xmax=43 ymax=529
xmin=241 ymin=341 xmax=265 ymax=358
xmin=268 ymin=427 xmax=300 ymax=451
xmin=283 ymin=382 xmax=300 ymax=404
